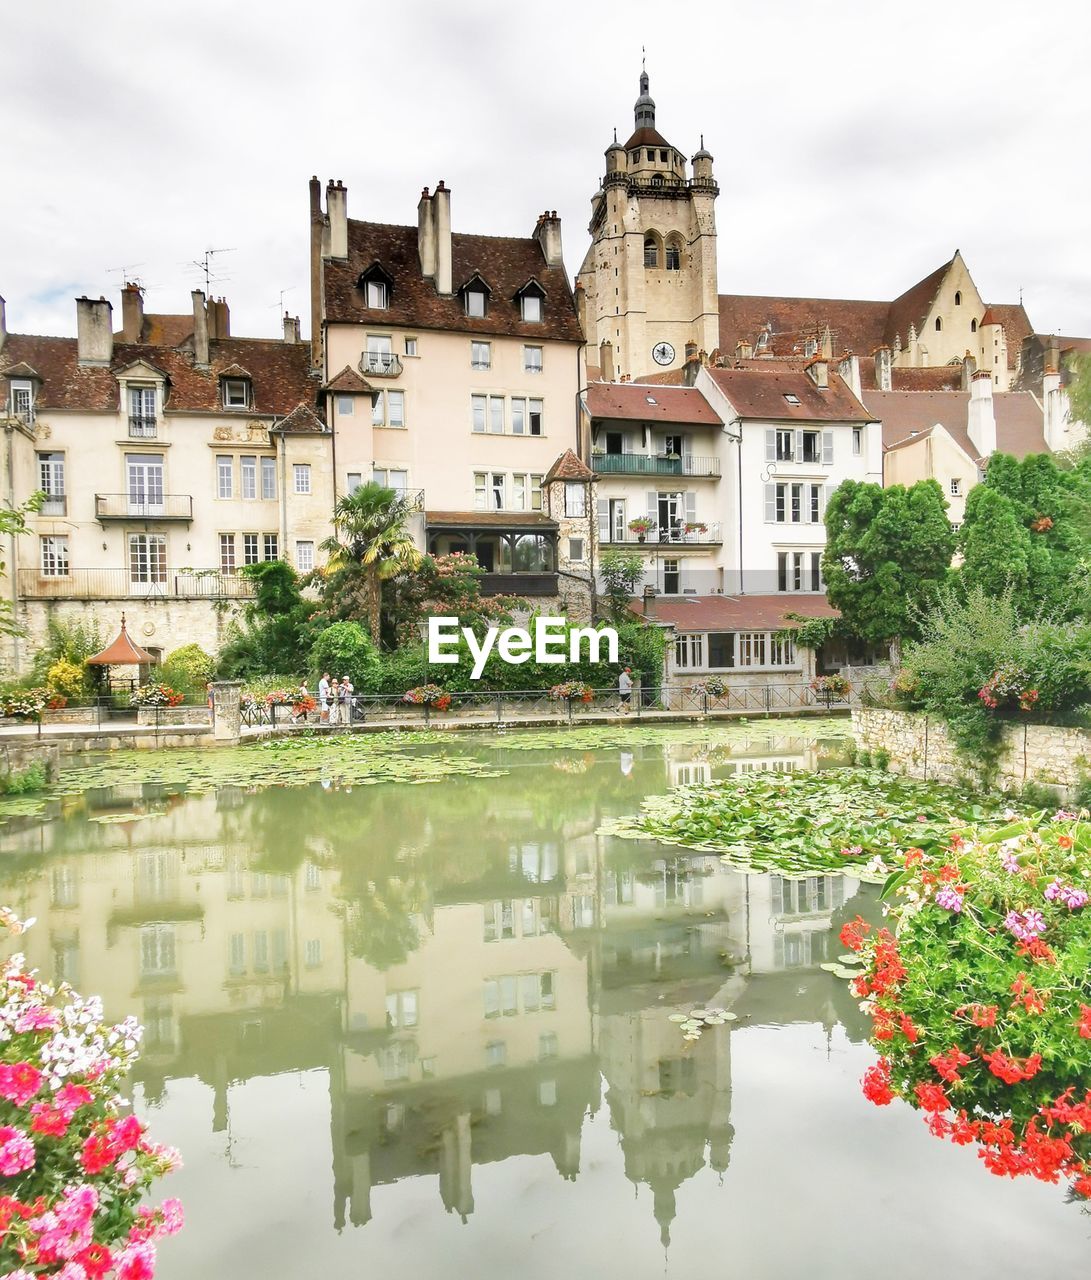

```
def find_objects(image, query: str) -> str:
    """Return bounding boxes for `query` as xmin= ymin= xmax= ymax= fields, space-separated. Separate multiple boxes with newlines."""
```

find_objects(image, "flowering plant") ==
xmin=292 ymin=695 xmax=317 ymax=716
xmin=977 ymin=664 xmax=1039 ymax=713
xmin=847 ymin=812 xmax=1091 ymax=1201
xmin=693 ymin=675 xmax=728 ymax=698
xmin=0 ymin=908 xmax=182 ymax=1276
xmin=684 ymin=522 xmax=708 ymax=535
xmin=549 ymin=681 xmax=594 ymax=703
xmin=129 ymin=684 xmax=184 ymax=709
xmin=811 ymin=673 xmax=851 ymax=698
xmin=401 ymin=685 xmax=452 ymax=711
xmin=1 ymin=689 xmax=51 ymax=722
xmin=626 ymin=519 xmax=654 ymax=536
xmin=1030 ymin=515 xmax=1054 ymax=533
xmin=263 ymin=690 xmax=291 ymax=706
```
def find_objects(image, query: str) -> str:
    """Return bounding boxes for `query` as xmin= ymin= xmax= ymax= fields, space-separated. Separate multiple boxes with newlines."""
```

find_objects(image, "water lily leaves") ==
xmin=668 ymin=1013 xmax=689 ymax=1023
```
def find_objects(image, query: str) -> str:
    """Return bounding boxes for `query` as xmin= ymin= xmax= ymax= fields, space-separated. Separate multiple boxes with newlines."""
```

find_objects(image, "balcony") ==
xmin=593 ymin=453 xmax=720 ymax=477
xmin=17 ymin=568 xmax=256 ymax=601
xmin=601 ymin=521 xmax=722 ymax=547
xmin=128 ymin=416 xmax=158 ymax=439
xmin=481 ymin=573 xmax=558 ymax=597
xmin=39 ymin=495 xmax=67 ymax=517
xmin=359 ymin=351 xmax=403 ymax=378
xmin=95 ymin=494 xmax=194 ymax=522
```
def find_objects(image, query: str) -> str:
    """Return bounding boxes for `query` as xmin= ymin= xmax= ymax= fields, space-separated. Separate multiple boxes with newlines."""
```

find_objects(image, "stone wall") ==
xmin=1 ymin=740 xmax=60 ymax=783
xmin=136 ymin=705 xmax=210 ymax=726
xmin=852 ymin=707 xmax=1091 ymax=795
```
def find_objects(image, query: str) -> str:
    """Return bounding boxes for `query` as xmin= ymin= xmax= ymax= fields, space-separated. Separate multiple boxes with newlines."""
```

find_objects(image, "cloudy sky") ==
xmin=4 ymin=0 xmax=1089 ymax=342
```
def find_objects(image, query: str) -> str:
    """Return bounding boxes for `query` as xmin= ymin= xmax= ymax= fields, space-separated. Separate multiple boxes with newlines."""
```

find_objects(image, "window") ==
xmin=243 ymin=533 xmax=259 ymax=565
xmin=564 ymin=482 xmax=586 ymax=518
xmin=568 ymin=537 xmax=584 ymax=562
xmin=465 ymin=289 xmax=486 ymax=318
xmin=520 ymin=293 xmax=542 ymax=323
xmin=336 ymin=394 xmax=354 ymax=416
xmin=223 ymin=378 xmax=249 ymax=409
xmin=950 ymin=478 xmax=961 ymax=496
xmin=39 ymin=535 xmax=69 ymax=577
xmin=665 ymin=239 xmax=681 ymax=270
xmin=10 ymin=380 xmax=33 ymax=424
xmin=128 ymin=387 xmax=157 ymax=437
xmin=140 ymin=925 xmax=176 ymax=977
xmin=511 ymin=397 xmax=543 ymax=436
xmin=385 ymin=991 xmax=419 ymax=1029
xmin=777 ymin=551 xmax=823 ymax=593
xmin=261 ymin=456 xmax=276 ymax=500
xmin=372 ymin=467 xmax=408 ymax=492
xmin=708 ymin=632 xmax=734 ymax=668
xmin=734 ymin=631 xmax=797 ymax=669
xmin=263 ymin=533 xmax=279 ymax=561
xmin=219 ymin=533 xmax=236 ymax=575
xmin=404 ymin=337 xmax=418 ymax=356
xmin=644 ymin=234 xmax=659 ymax=268
xmin=472 ymin=395 xmax=504 ymax=433
xmin=365 ymin=280 xmax=387 ymax=309
xmin=471 ymin=394 xmax=487 ymax=433
xmin=347 ymin=472 xmax=362 ymax=494
xmin=240 ymin=456 xmax=257 ymax=500
xmin=386 ymin=389 xmax=405 ymax=428
xmin=486 ymin=1041 xmax=507 ymax=1068
xmin=935 ymin=317 xmax=942 ymax=331
xmin=971 ymin=319 xmax=978 ymax=333
xmin=295 ymin=540 xmax=314 ymax=572
xmin=129 ymin=534 xmax=167 ymax=585
xmin=766 ymin=482 xmax=826 ymax=524
xmin=954 ymin=291 xmax=962 ymax=306
xmin=217 ymin=455 xmax=233 ymax=499
xmin=775 ymin=429 xmax=794 ymax=461
xmin=471 ymin=341 xmax=491 ymax=370
xmin=528 ymin=398 xmax=543 ymax=435
xmin=293 ymin=464 xmax=311 ymax=494
xmin=852 ymin=427 xmax=862 ymax=456
xmin=37 ymin=452 xmax=65 ymax=514
xmin=511 ymin=473 xmax=543 ymax=511
xmin=304 ymin=939 xmax=322 ymax=967
xmin=523 ymin=345 xmax=543 ymax=374
xmin=674 ymin=633 xmax=705 ymax=669
xmin=783 ymin=393 xmax=801 ymax=407
xmin=490 ymin=472 xmax=505 ymax=509
xmin=951 ymin=521 xmax=961 ymax=533
xmin=489 ymin=395 xmax=504 ymax=434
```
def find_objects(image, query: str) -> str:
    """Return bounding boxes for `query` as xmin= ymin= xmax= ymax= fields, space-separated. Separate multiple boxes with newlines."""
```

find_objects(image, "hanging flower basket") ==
xmin=978 ymin=665 xmax=1039 ymax=713
xmin=130 ymin=683 xmax=185 ymax=708
xmin=402 ymin=684 xmax=453 ymax=711
xmin=811 ymin=673 xmax=851 ymax=698
xmin=550 ymin=681 xmax=594 ymax=703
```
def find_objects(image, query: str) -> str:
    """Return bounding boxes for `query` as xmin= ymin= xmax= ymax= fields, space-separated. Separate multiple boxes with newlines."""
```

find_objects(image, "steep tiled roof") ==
xmin=637 ymin=367 xmax=687 ymax=386
xmin=718 ymin=294 xmax=889 ymax=361
xmin=587 ymin=382 xmax=722 ymax=425
xmin=884 ymin=258 xmax=952 ymax=346
xmin=707 ymin=366 xmax=871 ymax=422
xmin=892 ymin=365 xmax=963 ymax=391
xmin=323 ymin=220 xmax=583 ymax=343
xmin=273 ymin=403 xmax=327 ymax=434
xmin=623 ymin=126 xmax=673 ymax=150
xmin=544 ymin=449 xmax=593 ymax=483
xmin=0 ymin=360 xmax=41 ymax=380
xmin=323 ymin=366 xmax=374 ymax=394
xmin=863 ymin=390 xmax=1046 ymax=459
xmin=631 ymin=593 xmax=837 ymax=632
xmin=114 ymin=313 xmax=194 ymax=346
xmin=0 ymin=334 xmax=319 ymax=416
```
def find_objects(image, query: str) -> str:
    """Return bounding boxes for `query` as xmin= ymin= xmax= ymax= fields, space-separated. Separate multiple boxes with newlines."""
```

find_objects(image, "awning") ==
xmin=86 ymin=614 xmax=156 ymax=666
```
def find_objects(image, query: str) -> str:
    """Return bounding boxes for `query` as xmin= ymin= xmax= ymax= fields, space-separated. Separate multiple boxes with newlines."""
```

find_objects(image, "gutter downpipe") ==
xmin=4 ymin=424 xmax=20 ymax=673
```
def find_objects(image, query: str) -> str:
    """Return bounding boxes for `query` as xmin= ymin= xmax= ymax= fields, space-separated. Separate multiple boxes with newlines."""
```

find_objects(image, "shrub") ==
xmin=0 ymin=761 xmax=48 ymax=795
xmin=30 ymin=616 xmax=103 ymax=682
xmin=1 ymin=688 xmax=50 ymax=720
xmin=872 ymin=747 xmax=890 ymax=770
xmin=160 ymin=644 xmax=216 ymax=700
xmin=45 ymin=657 xmax=88 ymax=702
xmin=310 ymin=621 xmax=382 ymax=691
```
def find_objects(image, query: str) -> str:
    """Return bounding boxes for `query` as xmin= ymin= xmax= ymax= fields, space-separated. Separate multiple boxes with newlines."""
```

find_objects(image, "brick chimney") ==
xmin=805 ymin=356 xmax=829 ymax=389
xmin=735 ymin=340 xmax=752 ymax=361
xmin=120 ymin=282 xmax=144 ymax=343
xmin=283 ymin=313 xmax=300 ymax=344
xmin=417 ymin=186 xmax=435 ymax=279
xmin=432 ymin=181 xmax=452 ymax=295
xmin=642 ymin=585 xmax=657 ymax=619
xmin=599 ymin=339 xmax=614 ymax=383
xmin=960 ymin=352 xmax=977 ymax=391
xmin=191 ymin=290 xmax=210 ymax=368
xmin=533 ymin=210 xmax=563 ymax=268
xmin=325 ymin=180 xmax=348 ymax=260
xmin=968 ymin=369 xmax=997 ymax=457
xmin=874 ymin=345 xmax=892 ymax=392
xmin=838 ymin=353 xmax=862 ymax=401
xmin=207 ymin=297 xmax=230 ymax=340
xmin=309 ymin=175 xmax=324 ymax=371
xmin=683 ymin=344 xmax=701 ymax=387
xmin=75 ymin=297 xmax=113 ymax=366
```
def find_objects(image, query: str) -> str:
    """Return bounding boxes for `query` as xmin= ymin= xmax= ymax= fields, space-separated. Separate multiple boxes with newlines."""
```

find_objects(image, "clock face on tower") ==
xmin=652 ymin=341 xmax=676 ymax=366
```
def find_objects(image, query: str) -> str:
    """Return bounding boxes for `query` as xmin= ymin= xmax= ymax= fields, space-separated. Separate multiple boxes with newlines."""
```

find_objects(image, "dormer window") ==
xmin=9 ymin=380 xmax=34 ymax=425
xmin=521 ymin=294 xmax=542 ymax=323
xmin=223 ymin=378 xmax=250 ymax=409
xmin=465 ymin=289 xmax=487 ymax=318
xmin=357 ymin=262 xmax=394 ymax=311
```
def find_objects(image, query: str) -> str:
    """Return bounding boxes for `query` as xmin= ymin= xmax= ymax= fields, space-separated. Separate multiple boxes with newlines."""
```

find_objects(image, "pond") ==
xmin=0 ymin=721 xmax=1087 ymax=1278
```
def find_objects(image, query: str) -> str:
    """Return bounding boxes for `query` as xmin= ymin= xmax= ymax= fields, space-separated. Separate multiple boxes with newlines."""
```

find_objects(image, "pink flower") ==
xmin=111 ymin=1115 xmax=143 ymax=1153
xmin=0 ymin=1126 xmax=35 ymax=1176
xmin=56 ymin=1083 xmax=94 ymax=1118
xmin=839 ymin=845 xmax=864 ymax=858
xmin=115 ymin=1242 xmax=156 ymax=1280
xmin=0 ymin=1062 xmax=43 ymax=1107
xmin=55 ymin=1264 xmax=90 ymax=1280
xmin=13 ymin=1005 xmax=60 ymax=1033
xmin=934 ymin=886 xmax=965 ymax=913
xmin=160 ymin=1198 xmax=184 ymax=1236
xmin=1062 ymin=887 xmax=1089 ymax=910
xmin=999 ymin=850 xmax=1020 ymax=873
xmin=1044 ymin=878 xmax=1063 ymax=901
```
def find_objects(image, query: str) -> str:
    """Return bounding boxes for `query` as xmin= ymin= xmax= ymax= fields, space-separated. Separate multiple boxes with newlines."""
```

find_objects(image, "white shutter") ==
xmin=622 ymin=434 xmax=634 ymax=454
xmin=681 ymin=434 xmax=693 ymax=457
xmin=597 ymin=498 xmax=609 ymax=540
xmin=822 ymin=430 xmax=834 ymax=464
xmin=764 ymin=483 xmax=777 ymax=523
xmin=765 ymin=429 xmax=775 ymax=463
xmin=685 ymin=492 xmax=697 ymax=524
xmin=795 ymin=429 xmax=804 ymax=462
xmin=646 ymin=491 xmax=658 ymax=523
xmin=821 ymin=483 xmax=834 ymax=518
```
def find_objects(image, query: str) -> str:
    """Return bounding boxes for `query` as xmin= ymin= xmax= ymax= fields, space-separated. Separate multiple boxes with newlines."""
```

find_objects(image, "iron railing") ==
xmin=16 ymin=568 xmax=255 ymax=600
xmin=39 ymin=495 xmax=67 ymax=516
xmin=600 ymin=522 xmax=723 ymax=546
xmin=95 ymin=494 xmax=194 ymax=521
xmin=593 ymin=454 xmax=720 ymax=477
xmin=359 ymin=352 xmax=403 ymax=377
xmin=128 ymin=417 xmax=158 ymax=438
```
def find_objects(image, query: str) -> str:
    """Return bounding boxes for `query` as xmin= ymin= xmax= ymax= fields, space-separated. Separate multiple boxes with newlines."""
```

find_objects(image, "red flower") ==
xmin=839 ymin=916 xmax=871 ymax=952
xmin=966 ymin=1003 xmax=998 ymax=1029
xmin=899 ymin=1013 xmax=920 ymax=1044
xmin=1077 ymin=1006 xmax=1091 ymax=1040
xmin=1015 ymin=937 xmax=1057 ymax=965
xmin=77 ymin=1243 xmax=115 ymax=1279
xmin=903 ymin=848 xmax=925 ymax=868
xmin=982 ymin=1049 xmax=1042 ymax=1084
xmin=80 ymin=1131 xmax=119 ymax=1175
xmin=861 ymin=1059 xmax=894 ymax=1106
xmin=914 ymin=1081 xmax=950 ymax=1113
xmin=1010 ymin=973 xmax=1048 ymax=1014
xmin=29 ymin=1103 xmax=70 ymax=1138
xmin=938 ymin=864 xmax=961 ymax=883
xmin=929 ymin=1046 xmax=972 ymax=1084
xmin=0 ymin=1062 xmax=43 ymax=1107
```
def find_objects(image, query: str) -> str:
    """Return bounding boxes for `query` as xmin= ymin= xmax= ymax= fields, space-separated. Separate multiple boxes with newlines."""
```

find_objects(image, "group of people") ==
xmin=316 ymin=672 xmax=357 ymax=725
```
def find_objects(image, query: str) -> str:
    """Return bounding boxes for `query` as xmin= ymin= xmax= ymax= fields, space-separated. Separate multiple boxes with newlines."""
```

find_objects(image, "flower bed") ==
xmin=845 ymin=811 xmax=1091 ymax=1200
xmin=0 ymin=909 xmax=182 ymax=1275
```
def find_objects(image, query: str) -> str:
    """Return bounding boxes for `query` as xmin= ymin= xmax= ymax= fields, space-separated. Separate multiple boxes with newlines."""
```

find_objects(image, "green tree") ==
xmin=598 ymin=548 xmax=646 ymax=622
xmin=0 ymin=494 xmax=43 ymax=639
xmin=217 ymin=561 xmax=312 ymax=678
xmin=822 ymin=479 xmax=955 ymax=655
xmin=384 ymin=552 xmax=519 ymax=647
xmin=1068 ymin=352 xmax=1091 ymax=431
xmin=958 ymin=485 xmax=1031 ymax=603
xmin=309 ymin=621 xmax=381 ymax=690
xmin=320 ymin=483 xmax=423 ymax=644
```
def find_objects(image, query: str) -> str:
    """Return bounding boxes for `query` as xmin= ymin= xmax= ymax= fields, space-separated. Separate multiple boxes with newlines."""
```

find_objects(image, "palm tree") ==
xmin=320 ymin=483 xmax=423 ymax=643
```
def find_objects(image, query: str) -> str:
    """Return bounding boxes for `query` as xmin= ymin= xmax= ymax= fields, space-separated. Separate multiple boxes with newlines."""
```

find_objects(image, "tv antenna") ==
xmin=107 ymin=263 xmax=146 ymax=289
xmin=275 ymin=286 xmax=296 ymax=313
xmin=189 ymin=247 xmax=235 ymax=294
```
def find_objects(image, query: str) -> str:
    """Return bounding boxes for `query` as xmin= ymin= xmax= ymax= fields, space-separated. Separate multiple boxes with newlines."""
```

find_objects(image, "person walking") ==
xmin=328 ymin=679 xmax=341 ymax=726
xmin=318 ymin=672 xmax=331 ymax=724
xmin=295 ymin=682 xmax=311 ymax=724
xmin=618 ymin=667 xmax=633 ymax=714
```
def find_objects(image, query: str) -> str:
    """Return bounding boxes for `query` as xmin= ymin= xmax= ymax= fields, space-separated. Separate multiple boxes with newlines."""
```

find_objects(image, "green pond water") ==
xmin=0 ymin=720 xmax=1087 ymax=1278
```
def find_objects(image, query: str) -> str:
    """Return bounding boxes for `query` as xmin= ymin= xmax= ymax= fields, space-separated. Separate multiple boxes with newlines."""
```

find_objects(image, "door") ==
xmin=610 ymin=499 xmax=626 ymax=542
xmin=657 ymin=492 xmax=682 ymax=540
xmin=366 ymin=335 xmax=393 ymax=374
xmin=129 ymin=534 xmax=167 ymax=595
xmin=605 ymin=431 xmax=624 ymax=455
xmin=126 ymin=454 xmax=164 ymax=516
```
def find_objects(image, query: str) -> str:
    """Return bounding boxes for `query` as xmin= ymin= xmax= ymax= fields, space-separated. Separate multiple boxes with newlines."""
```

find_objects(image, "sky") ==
xmin=3 ymin=0 xmax=1089 ymax=342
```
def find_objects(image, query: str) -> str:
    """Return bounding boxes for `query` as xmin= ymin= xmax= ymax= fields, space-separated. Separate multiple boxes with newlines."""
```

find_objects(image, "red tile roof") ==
xmin=631 ymin=593 xmax=838 ymax=632
xmin=718 ymin=294 xmax=889 ymax=361
xmin=637 ymin=367 xmax=687 ymax=386
xmin=586 ymin=381 xmax=722 ymax=425
xmin=114 ymin=313 xmax=194 ymax=346
xmin=980 ymin=303 xmax=1033 ymax=368
xmin=323 ymin=220 xmax=583 ymax=343
xmin=544 ymin=449 xmax=593 ymax=483
xmin=884 ymin=258 xmax=952 ymax=347
xmin=273 ymin=403 xmax=327 ymax=435
xmin=86 ymin=616 xmax=155 ymax=666
xmin=323 ymin=366 xmax=374 ymax=394
xmin=863 ymin=390 xmax=1046 ymax=458
xmin=426 ymin=510 xmax=557 ymax=528
xmin=706 ymin=366 xmax=871 ymax=422
xmin=623 ymin=126 xmax=673 ymax=150
xmin=0 ymin=334 xmax=320 ymax=417
xmin=892 ymin=365 xmax=963 ymax=391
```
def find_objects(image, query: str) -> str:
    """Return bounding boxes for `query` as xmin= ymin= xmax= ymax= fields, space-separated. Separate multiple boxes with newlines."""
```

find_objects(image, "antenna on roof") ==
xmin=107 ymin=264 xmax=146 ymax=290
xmin=188 ymin=247 xmax=235 ymax=294
xmin=274 ymin=286 xmax=296 ymax=313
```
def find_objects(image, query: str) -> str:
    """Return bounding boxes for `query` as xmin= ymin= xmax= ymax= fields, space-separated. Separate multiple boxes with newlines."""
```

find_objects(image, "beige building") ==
xmin=0 ymin=288 xmax=328 ymax=674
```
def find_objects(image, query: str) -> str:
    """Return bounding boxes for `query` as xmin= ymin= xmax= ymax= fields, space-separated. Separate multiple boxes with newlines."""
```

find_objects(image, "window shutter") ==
xmin=623 ymin=434 xmax=634 ymax=454
xmin=821 ymin=484 xmax=834 ymax=517
xmin=822 ymin=430 xmax=834 ymax=464
xmin=646 ymin=491 xmax=658 ymax=522
xmin=685 ymin=492 xmax=697 ymax=523
xmin=681 ymin=434 xmax=693 ymax=457
xmin=764 ymin=483 xmax=777 ymax=523
xmin=597 ymin=498 xmax=609 ymax=539
xmin=765 ymin=429 xmax=775 ymax=462
xmin=795 ymin=429 xmax=804 ymax=462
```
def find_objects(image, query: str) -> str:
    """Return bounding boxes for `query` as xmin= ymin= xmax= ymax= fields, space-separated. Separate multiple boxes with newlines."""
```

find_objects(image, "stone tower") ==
xmin=576 ymin=70 xmax=719 ymax=381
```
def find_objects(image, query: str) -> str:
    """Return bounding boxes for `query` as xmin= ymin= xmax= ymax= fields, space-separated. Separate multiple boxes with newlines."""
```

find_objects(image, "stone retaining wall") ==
xmin=1 ymin=740 xmax=60 ymax=784
xmin=852 ymin=707 xmax=1091 ymax=795
xmin=136 ymin=706 xmax=210 ymax=726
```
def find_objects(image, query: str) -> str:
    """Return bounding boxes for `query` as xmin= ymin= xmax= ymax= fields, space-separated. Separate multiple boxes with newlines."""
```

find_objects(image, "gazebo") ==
xmin=86 ymin=614 xmax=155 ymax=694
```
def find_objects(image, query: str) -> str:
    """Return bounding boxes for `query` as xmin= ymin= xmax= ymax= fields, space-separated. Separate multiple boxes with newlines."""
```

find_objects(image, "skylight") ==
xmin=783 ymin=394 xmax=801 ymax=406
xmin=645 ymin=396 xmax=657 ymax=405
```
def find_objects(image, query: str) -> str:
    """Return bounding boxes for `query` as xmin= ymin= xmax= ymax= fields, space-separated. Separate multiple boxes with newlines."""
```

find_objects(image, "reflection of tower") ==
xmin=438 ymin=1112 xmax=474 ymax=1221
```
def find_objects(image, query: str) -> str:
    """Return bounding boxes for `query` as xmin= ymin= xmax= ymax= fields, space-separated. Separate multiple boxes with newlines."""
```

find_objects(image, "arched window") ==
xmin=643 ymin=234 xmax=661 ymax=269
xmin=970 ymin=319 xmax=977 ymax=333
xmin=935 ymin=317 xmax=942 ymax=331
xmin=954 ymin=291 xmax=962 ymax=306
xmin=664 ymin=236 xmax=682 ymax=271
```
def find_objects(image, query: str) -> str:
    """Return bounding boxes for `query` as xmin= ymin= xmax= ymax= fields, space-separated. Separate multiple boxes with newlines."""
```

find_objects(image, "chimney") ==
xmin=417 ymin=186 xmax=435 ymax=278
xmin=533 ymin=210 xmax=563 ymax=268
xmin=309 ymin=175 xmax=324 ymax=371
xmin=875 ymin=345 xmax=892 ymax=392
xmin=75 ymin=296 xmax=113 ymax=365
xmin=120 ymin=282 xmax=144 ymax=343
xmin=326 ymin=180 xmax=348 ymax=260
xmin=820 ymin=323 xmax=833 ymax=360
xmin=806 ymin=356 xmax=829 ymax=389
xmin=683 ymin=344 xmax=701 ymax=387
xmin=599 ymin=339 xmax=614 ymax=383
xmin=642 ymin=584 xmax=657 ymax=619
xmin=191 ymin=291 xmax=210 ymax=367
xmin=838 ymin=353 xmax=862 ymax=401
xmin=735 ymin=339 xmax=752 ymax=361
xmin=960 ymin=352 xmax=977 ymax=391
xmin=968 ymin=369 xmax=997 ymax=457
xmin=207 ymin=297 xmax=230 ymax=340
xmin=283 ymin=313 xmax=300 ymax=344
xmin=0 ymin=296 xmax=6 ymax=353
xmin=1043 ymin=356 xmax=1067 ymax=452
xmin=432 ymin=181 xmax=452 ymax=295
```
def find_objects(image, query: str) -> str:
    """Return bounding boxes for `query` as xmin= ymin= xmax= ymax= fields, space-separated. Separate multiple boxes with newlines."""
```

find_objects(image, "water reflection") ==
xmin=0 ymin=732 xmax=871 ymax=1257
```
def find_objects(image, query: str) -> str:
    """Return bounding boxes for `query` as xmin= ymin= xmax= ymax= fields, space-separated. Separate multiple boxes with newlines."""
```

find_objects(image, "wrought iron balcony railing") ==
xmin=593 ymin=453 xmax=721 ymax=477
xmin=128 ymin=416 xmax=158 ymax=438
xmin=16 ymin=568 xmax=256 ymax=601
xmin=600 ymin=521 xmax=723 ymax=546
xmin=359 ymin=352 xmax=403 ymax=378
xmin=95 ymin=494 xmax=194 ymax=521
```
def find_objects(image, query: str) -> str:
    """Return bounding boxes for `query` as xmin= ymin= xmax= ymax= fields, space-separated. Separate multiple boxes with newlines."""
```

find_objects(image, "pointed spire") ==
xmin=634 ymin=62 xmax=655 ymax=131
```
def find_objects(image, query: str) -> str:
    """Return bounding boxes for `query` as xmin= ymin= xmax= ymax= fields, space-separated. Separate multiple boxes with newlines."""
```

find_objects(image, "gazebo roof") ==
xmin=86 ymin=614 xmax=155 ymax=666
